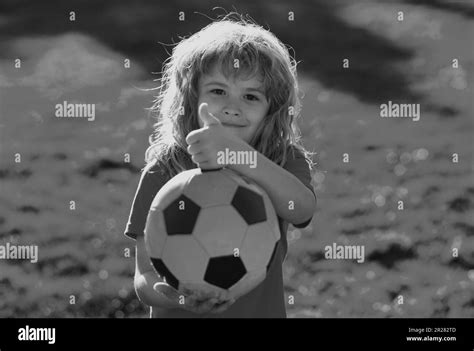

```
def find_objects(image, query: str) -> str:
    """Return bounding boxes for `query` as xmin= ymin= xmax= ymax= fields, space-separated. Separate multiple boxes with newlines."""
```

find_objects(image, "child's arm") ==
xmin=134 ymin=237 xmax=231 ymax=313
xmin=134 ymin=237 xmax=178 ymax=308
xmin=229 ymin=144 xmax=316 ymax=226
xmin=186 ymin=103 xmax=315 ymax=226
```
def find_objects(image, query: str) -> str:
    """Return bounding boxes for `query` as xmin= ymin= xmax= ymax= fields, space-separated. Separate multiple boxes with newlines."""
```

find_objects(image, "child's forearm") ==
xmin=228 ymin=142 xmax=316 ymax=225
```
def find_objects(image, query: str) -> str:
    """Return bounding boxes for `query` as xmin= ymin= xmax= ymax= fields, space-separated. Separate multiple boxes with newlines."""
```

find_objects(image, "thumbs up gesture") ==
xmin=186 ymin=103 xmax=243 ymax=170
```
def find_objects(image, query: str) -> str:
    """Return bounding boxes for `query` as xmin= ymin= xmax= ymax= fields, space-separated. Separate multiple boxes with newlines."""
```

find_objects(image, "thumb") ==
xmin=199 ymin=103 xmax=221 ymax=127
xmin=154 ymin=282 xmax=181 ymax=301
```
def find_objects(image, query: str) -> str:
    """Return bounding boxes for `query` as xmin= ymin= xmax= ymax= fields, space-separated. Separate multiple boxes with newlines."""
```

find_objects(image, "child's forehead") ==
xmin=200 ymin=64 xmax=263 ymax=85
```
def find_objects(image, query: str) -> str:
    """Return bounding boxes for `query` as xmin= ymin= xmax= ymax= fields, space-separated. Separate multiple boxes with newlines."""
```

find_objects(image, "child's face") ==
xmin=197 ymin=65 xmax=270 ymax=143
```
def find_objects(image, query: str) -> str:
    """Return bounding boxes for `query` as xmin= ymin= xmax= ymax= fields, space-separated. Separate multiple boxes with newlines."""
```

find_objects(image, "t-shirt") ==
xmin=124 ymin=146 xmax=315 ymax=318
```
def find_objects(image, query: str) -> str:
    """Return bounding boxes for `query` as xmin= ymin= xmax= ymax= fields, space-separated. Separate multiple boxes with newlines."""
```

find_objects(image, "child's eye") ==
xmin=210 ymin=89 xmax=225 ymax=95
xmin=245 ymin=94 xmax=259 ymax=101
xmin=210 ymin=89 xmax=260 ymax=102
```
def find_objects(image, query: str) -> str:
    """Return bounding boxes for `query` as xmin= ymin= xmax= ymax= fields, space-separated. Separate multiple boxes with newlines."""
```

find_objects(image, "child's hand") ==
xmin=153 ymin=282 xmax=235 ymax=314
xmin=186 ymin=103 xmax=245 ymax=170
xmin=207 ymin=298 xmax=236 ymax=314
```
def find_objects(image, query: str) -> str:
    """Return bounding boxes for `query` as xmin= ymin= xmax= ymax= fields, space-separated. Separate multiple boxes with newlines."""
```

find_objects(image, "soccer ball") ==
xmin=144 ymin=168 xmax=281 ymax=301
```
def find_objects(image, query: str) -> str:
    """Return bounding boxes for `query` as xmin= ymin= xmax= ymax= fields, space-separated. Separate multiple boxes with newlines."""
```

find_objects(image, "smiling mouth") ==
xmin=222 ymin=123 xmax=246 ymax=127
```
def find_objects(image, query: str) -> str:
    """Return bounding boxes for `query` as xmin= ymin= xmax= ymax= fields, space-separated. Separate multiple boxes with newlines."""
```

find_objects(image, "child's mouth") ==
xmin=222 ymin=123 xmax=245 ymax=128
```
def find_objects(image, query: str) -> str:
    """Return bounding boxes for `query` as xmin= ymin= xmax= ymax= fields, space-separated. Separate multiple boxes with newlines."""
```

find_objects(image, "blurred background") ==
xmin=0 ymin=0 xmax=473 ymax=317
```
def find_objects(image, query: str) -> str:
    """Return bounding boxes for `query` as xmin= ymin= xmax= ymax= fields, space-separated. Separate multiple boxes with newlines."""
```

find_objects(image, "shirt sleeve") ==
xmin=124 ymin=164 xmax=170 ymax=240
xmin=283 ymin=146 xmax=316 ymax=229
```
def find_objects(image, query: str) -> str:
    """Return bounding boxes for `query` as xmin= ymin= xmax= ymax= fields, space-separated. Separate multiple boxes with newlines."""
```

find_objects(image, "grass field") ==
xmin=0 ymin=0 xmax=473 ymax=317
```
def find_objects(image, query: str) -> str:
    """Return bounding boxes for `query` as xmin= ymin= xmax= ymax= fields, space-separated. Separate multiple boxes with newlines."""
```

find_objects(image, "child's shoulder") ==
xmin=142 ymin=158 xmax=162 ymax=173
xmin=286 ymin=144 xmax=306 ymax=162
xmin=139 ymin=159 xmax=172 ymax=187
xmin=139 ymin=156 xmax=196 ymax=185
xmin=283 ymin=144 xmax=314 ymax=172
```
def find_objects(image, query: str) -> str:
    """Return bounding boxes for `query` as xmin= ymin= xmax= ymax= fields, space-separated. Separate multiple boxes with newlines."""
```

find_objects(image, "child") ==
xmin=124 ymin=14 xmax=317 ymax=318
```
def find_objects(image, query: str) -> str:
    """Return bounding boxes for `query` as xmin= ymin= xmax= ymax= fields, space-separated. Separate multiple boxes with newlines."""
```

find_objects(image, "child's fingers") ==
xmin=189 ymin=297 xmax=219 ymax=314
xmin=191 ymin=153 xmax=207 ymax=165
xmin=186 ymin=129 xmax=202 ymax=145
xmin=178 ymin=286 xmax=228 ymax=311
xmin=154 ymin=283 xmax=207 ymax=311
xmin=183 ymin=295 xmax=198 ymax=307
xmin=187 ymin=142 xmax=201 ymax=155
xmin=153 ymin=282 xmax=182 ymax=303
xmin=181 ymin=286 xmax=195 ymax=296
xmin=209 ymin=299 xmax=236 ymax=314
xmin=153 ymin=282 xmax=177 ymax=298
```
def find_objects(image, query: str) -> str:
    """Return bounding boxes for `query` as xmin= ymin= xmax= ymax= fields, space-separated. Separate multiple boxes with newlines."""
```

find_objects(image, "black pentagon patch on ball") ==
xmin=266 ymin=241 xmax=279 ymax=272
xmin=163 ymin=194 xmax=200 ymax=235
xmin=231 ymin=186 xmax=267 ymax=225
xmin=150 ymin=258 xmax=179 ymax=290
xmin=204 ymin=255 xmax=247 ymax=289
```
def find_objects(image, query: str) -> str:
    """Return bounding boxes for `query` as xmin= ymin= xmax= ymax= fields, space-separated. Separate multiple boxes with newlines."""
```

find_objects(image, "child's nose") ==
xmin=223 ymin=108 xmax=240 ymax=117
